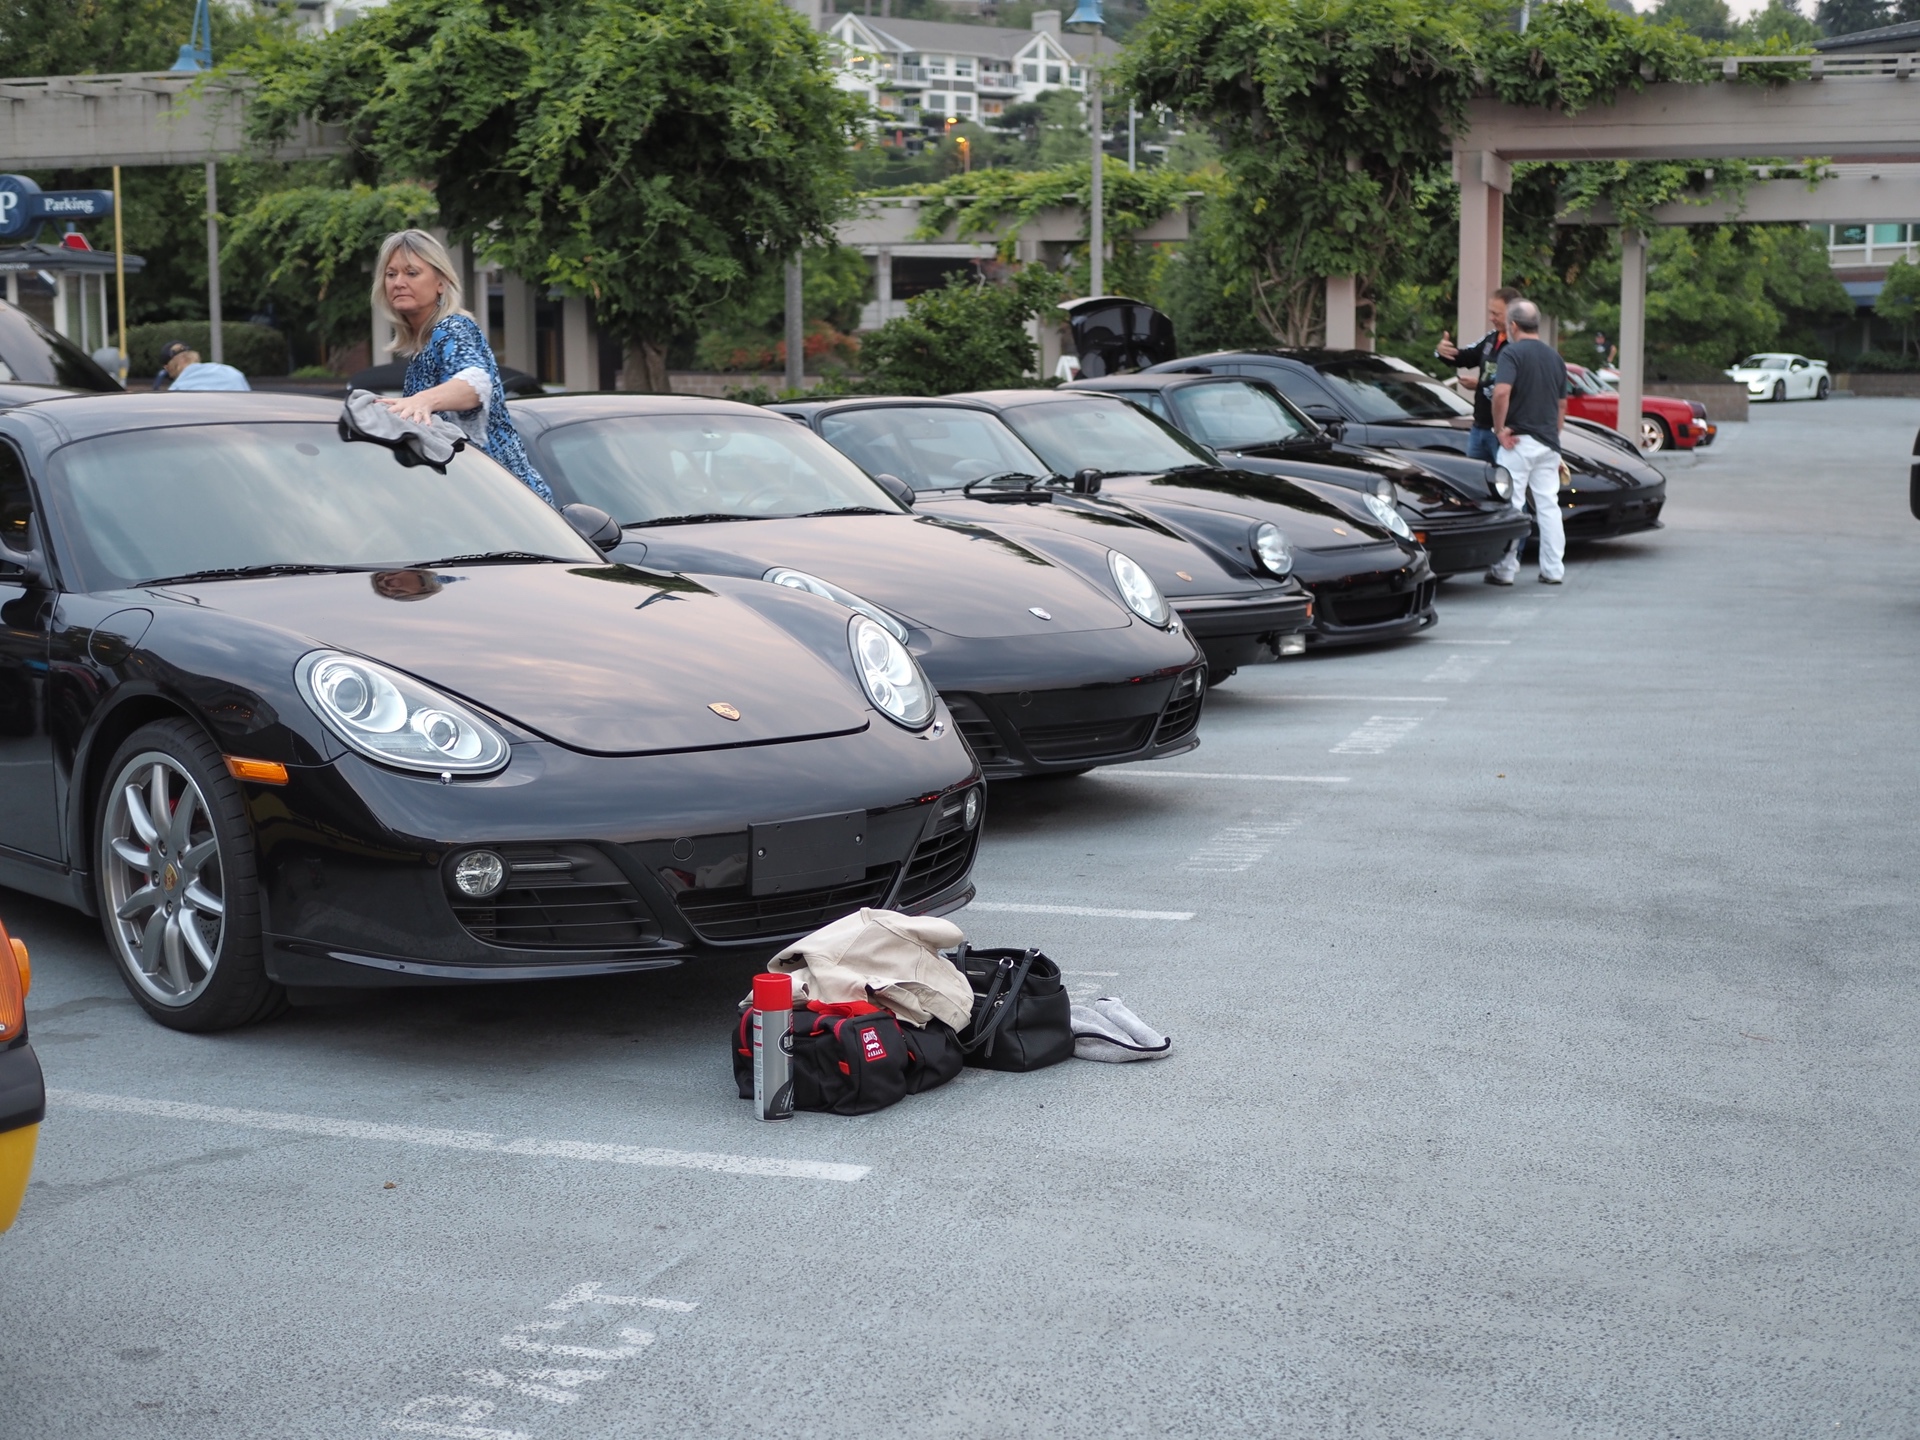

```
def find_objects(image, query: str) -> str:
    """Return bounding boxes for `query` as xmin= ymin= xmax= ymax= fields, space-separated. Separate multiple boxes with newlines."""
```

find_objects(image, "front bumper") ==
xmin=1296 ymin=546 xmax=1437 ymax=646
xmin=0 ymin=1036 xmax=44 ymax=1231
xmin=944 ymin=663 xmax=1206 ymax=778
xmin=253 ymin=718 xmax=984 ymax=988
xmin=1176 ymin=590 xmax=1313 ymax=672
xmin=1411 ymin=511 xmax=1533 ymax=576
xmin=1561 ymin=482 xmax=1668 ymax=540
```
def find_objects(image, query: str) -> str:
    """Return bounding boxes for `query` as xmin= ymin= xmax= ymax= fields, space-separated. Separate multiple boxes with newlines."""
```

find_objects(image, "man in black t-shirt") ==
xmin=1485 ymin=298 xmax=1569 ymax=586
xmin=1436 ymin=286 xmax=1521 ymax=462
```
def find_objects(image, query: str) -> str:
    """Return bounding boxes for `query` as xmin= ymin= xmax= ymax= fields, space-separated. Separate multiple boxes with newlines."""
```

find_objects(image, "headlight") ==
xmin=1362 ymin=491 xmax=1415 ymax=541
xmin=765 ymin=567 xmax=909 ymax=643
xmin=297 ymin=651 xmax=509 ymax=775
xmin=1107 ymin=550 xmax=1171 ymax=627
xmin=1490 ymin=472 xmax=1513 ymax=500
xmin=849 ymin=616 xmax=934 ymax=729
xmin=1371 ymin=476 xmax=1395 ymax=501
xmin=1251 ymin=521 xmax=1292 ymax=577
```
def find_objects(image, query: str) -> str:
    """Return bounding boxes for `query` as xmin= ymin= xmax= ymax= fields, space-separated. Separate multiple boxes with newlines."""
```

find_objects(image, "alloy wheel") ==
xmin=101 ymin=752 xmax=226 ymax=1007
xmin=1639 ymin=418 xmax=1666 ymax=453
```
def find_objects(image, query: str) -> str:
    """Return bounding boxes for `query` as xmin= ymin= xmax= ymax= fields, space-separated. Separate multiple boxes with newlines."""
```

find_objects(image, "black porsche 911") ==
xmin=0 ymin=393 xmax=983 ymax=1031
xmin=512 ymin=395 xmax=1210 ymax=779
xmin=1063 ymin=373 xmax=1531 ymax=578
xmin=761 ymin=397 xmax=1314 ymax=678
xmin=943 ymin=390 xmax=1437 ymax=649
xmin=1148 ymin=350 xmax=1668 ymax=545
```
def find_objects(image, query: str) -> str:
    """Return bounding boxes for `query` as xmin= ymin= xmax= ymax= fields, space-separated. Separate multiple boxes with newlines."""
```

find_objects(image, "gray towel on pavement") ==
xmin=341 ymin=388 xmax=469 ymax=469
xmin=1070 ymin=996 xmax=1172 ymax=1063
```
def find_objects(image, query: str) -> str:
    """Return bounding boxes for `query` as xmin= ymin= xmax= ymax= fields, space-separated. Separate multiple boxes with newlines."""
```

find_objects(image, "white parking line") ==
xmin=1103 ymin=771 xmax=1350 ymax=784
xmin=1330 ymin=716 xmax=1424 ymax=755
xmin=50 ymin=1090 xmax=869 ymax=1183
xmin=970 ymin=902 xmax=1193 ymax=920
xmin=1178 ymin=817 xmax=1300 ymax=875
xmin=1422 ymin=638 xmax=1512 ymax=645
xmin=1263 ymin=694 xmax=1450 ymax=703
xmin=1424 ymin=654 xmax=1491 ymax=683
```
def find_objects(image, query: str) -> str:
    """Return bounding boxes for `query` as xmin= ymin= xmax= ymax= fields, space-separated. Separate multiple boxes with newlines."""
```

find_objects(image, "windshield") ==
xmin=538 ymin=414 xmax=901 ymax=525
xmin=1312 ymin=362 xmax=1471 ymax=421
xmin=1167 ymin=381 xmax=1313 ymax=449
xmin=818 ymin=406 xmax=1052 ymax=491
xmin=996 ymin=398 xmax=1218 ymax=477
xmin=1566 ymin=366 xmax=1610 ymax=396
xmin=1739 ymin=355 xmax=1788 ymax=370
xmin=43 ymin=422 xmax=596 ymax=590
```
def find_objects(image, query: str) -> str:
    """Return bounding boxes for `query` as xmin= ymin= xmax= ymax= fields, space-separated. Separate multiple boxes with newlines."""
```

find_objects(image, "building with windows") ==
xmin=816 ymin=9 xmax=1094 ymax=128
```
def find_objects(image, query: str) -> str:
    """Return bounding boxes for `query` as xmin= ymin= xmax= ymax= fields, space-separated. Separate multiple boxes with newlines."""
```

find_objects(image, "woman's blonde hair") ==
xmin=371 ymin=229 xmax=467 ymax=357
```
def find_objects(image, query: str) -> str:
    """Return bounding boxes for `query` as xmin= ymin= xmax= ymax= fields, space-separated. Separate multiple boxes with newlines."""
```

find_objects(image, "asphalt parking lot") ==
xmin=3 ymin=399 xmax=1918 ymax=1438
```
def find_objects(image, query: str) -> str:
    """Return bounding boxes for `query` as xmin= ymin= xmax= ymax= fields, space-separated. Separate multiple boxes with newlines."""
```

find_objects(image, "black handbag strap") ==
xmin=958 ymin=946 xmax=1037 ymax=1056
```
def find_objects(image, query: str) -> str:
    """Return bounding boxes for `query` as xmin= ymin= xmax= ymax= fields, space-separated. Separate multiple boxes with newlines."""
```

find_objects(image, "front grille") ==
xmin=1018 ymin=713 xmax=1156 ymax=762
xmin=897 ymin=806 xmax=980 ymax=908
xmin=676 ymin=867 xmax=899 ymax=943
xmin=1323 ymin=587 xmax=1418 ymax=627
xmin=1155 ymin=671 xmax=1205 ymax=745
xmin=944 ymin=695 xmax=1011 ymax=767
xmin=450 ymin=844 xmax=658 ymax=950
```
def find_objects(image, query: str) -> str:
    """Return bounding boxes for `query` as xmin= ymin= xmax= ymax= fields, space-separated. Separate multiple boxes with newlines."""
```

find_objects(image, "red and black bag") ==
xmin=732 ymin=999 xmax=964 ymax=1115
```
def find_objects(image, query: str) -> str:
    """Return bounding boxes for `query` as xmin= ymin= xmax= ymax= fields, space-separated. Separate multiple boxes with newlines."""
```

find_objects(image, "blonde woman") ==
xmin=371 ymin=230 xmax=554 ymax=503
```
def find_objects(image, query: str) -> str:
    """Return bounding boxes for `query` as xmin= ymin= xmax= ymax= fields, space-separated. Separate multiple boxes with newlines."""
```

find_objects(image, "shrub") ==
xmin=127 ymin=322 xmax=289 ymax=379
xmin=857 ymin=266 xmax=1067 ymax=395
xmin=1846 ymin=349 xmax=1920 ymax=374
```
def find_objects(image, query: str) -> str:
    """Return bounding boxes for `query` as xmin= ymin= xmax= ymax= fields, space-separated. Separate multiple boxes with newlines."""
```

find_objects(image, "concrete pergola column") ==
xmin=1454 ymin=150 xmax=1508 ymax=346
xmin=500 ymin=272 xmax=537 ymax=376
xmin=562 ymin=295 xmax=596 ymax=391
xmin=1324 ymin=275 xmax=1357 ymax=349
xmin=1616 ymin=228 xmax=1647 ymax=451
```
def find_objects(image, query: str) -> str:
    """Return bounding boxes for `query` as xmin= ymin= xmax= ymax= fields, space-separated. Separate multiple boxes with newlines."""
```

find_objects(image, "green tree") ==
xmin=1650 ymin=0 xmax=1736 ymax=42
xmin=1875 ymin=255 xmax=1920 ymax=357
xmin=0 ymin=0 xmax=276 ymax=78
xmin=1737 ymin=0 xmax=1822 ymax=45
xmin=857 ymin=266 xmax=1067 ymax=394
xmin=242 ymin=0 xmax=868 ymax=391
xmin=1815 ymin=0 xmax=1888 ymax=33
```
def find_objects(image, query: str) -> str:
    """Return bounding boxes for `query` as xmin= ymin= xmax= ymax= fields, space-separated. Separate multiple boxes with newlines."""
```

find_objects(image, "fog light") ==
xmin=453 ymin=850 xmax=506 ymax=898
xmin=1280 ymin=634 xmax=1307 ymax=656
xmin=963 ymin=789 xmax=981 ymax=830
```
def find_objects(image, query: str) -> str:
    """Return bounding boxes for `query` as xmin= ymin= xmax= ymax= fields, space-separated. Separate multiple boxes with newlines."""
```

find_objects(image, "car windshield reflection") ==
xmin=1168 ymin=381 xmax=1313 ymax=449
xmin=997 ymin=399 xmax=1217 ymax=477
xmin=1313 ymin=362 xmax=1471 ymax=422
xmin=1740 ymin=355 xmax=1789 ymax=370
xmin=541 ymin=414 xmax=901 ymax=526
xmin=818 ymin=407 xmax=1052 ymax=491
xmin=44 ymin=422 xmax=597 ymax=591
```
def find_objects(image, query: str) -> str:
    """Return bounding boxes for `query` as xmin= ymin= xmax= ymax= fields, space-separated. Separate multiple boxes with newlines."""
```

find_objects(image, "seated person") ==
xmin=156 ymin=340 xmax=250 ymax=393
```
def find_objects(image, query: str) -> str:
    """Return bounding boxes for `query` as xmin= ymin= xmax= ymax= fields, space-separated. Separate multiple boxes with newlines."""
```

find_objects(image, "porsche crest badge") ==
xmin=1029 ymin=607 xmax=1053 ymax=620
xmin=708 ymin=702 xmax=741 ymax=721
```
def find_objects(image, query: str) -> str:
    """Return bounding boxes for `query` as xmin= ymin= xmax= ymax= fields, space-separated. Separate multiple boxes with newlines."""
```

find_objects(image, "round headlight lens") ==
xmin=849 ymin=616 xmax=934 ymax=728
xmin=765 ymin=567 xmax=909 ymax=643
xmin=1371 ymin=476 xmax=1395 ymax=501
xmin=963 ymin=788 xmax=981 ymax=830
xmin=452 ymin=850 xmax=506 ymax=898
xmin=1490 ymin=471 xmax=1514 ymax=501
xmin=297 ymin=651 xmax=509 ymax=775
xmin=1363 ymin=491 xmax=1415 ymax=541
xmin=1252 ymin=522 xmax=1292 ymax=577
xmin=1107 ymin=550 xmax=1171 ymax=627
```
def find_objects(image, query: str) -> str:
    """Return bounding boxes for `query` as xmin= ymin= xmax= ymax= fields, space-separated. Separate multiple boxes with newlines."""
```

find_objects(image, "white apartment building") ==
xmin=816 ymin=9 xmax=1096 ymax=126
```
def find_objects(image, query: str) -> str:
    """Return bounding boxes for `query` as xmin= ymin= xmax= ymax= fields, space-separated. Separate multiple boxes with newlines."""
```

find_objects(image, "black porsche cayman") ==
xmin=512 ymin=395 xmax=1209 ymax=779
xmin=1063 ymin=373 xmax=1531 ymax=578
xmin=0 ymin=394 xmax=982 ymax=1032
xmin=946 ymin=390 xmax=1438 ymax=649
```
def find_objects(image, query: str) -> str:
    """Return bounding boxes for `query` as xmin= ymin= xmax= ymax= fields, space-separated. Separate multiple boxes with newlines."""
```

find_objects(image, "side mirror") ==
xmin=872 ymin=472 xmax=916 ymax=509
xmin=562 ymin=502 xmax=621 ymax=553
xmin=1301 ymin=404 xmax=1345 ymax=436
xmin=0 ymin=517 xmax=54 ymax=588
xmin=1070 ymin=467 xmax=1103 ymax=494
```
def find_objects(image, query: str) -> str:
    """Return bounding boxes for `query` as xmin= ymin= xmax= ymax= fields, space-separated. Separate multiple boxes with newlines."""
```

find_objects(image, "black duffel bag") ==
xmin=953 ymin=945 xmax=1073 ymax=1072
xmin=732 ymin=1001 xmax=965 ymax=1115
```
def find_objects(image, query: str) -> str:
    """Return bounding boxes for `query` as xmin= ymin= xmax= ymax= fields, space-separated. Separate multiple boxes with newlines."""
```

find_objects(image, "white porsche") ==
xmin=1726 ymin=353 xmax=1831 ymax=402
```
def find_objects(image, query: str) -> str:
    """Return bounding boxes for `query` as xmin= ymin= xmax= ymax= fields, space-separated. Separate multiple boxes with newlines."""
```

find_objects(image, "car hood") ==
xmin=166 ymin=564 xmax=872 ymax=756
xmin=618 ymin=513 xmax=1130 ymax=639
xmin=1100 ymin=466 xmax=1394 ymax=548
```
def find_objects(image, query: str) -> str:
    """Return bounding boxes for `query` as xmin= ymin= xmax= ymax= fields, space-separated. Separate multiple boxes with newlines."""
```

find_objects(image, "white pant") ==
xmin=1489 ymin=434 xmax=1566 ymax=582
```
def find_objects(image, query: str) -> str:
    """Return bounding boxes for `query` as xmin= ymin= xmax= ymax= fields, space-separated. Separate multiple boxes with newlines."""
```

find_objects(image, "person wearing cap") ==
xmin=369 ymin=229 xmax=553 ymax=504
xmin=155 ymin=341 xmax=250 ymax=393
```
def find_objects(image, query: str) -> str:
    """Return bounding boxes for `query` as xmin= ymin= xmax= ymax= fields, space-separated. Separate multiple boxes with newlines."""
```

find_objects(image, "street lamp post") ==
xmin=1068 ymin=0 xmax=1105 ymax=297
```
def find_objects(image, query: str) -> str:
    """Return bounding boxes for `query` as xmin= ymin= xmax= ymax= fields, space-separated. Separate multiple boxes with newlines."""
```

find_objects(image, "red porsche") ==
xmin=1564 ymin=363 xmax=1716 ymax=454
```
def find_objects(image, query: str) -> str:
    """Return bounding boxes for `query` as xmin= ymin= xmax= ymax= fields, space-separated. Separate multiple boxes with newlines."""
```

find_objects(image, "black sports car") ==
xmin=1148 ymin=349 xmax=1668 ymax=544
xmin=945 ymin=389 xmax=1437 ymax=650
xmin=1063 ymin=372 xmax=1530 ymax=578
xmin=513 ymin=395 xmax=1209 ymax=779
xmin=763 ymin=397 xmax=1314 ymax=678
xmin=0 ymin=393 xmax=982 ymax=1031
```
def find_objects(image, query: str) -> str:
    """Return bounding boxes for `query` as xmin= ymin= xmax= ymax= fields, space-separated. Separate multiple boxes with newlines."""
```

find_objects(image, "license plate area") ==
xmin=750 ymin=810 xmax=868 ymax=896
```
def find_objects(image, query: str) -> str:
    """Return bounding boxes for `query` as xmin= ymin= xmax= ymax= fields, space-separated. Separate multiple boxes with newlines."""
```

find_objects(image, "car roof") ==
xmin=3 ymin=390 xmax=344 ymax=443
xmin=508 ymin=391 xmax=765 ymax=434
xmin=771 ymin=396 xmax=996 ymax=417
xmin=1150 ymin=348 xmax=1368 ymax=370
xmin=0 ymin=382 xmax=84 ymax=410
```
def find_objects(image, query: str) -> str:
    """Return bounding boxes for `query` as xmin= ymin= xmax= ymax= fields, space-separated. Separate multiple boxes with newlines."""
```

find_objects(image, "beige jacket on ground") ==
xmin=770 ymin=908 xmax=973 ymax=1031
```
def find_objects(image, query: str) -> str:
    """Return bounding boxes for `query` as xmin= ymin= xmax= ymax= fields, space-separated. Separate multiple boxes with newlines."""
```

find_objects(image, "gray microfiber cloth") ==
xmin=341 ymin=388 xmax=469 ymax=469
xmin=1071 ymin=996 xmax=1172 ymax=1063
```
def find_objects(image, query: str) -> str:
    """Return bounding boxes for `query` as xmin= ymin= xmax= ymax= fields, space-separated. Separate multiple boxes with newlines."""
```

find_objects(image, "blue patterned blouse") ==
xmin=402 ymin=313 xmax=554 ymax=504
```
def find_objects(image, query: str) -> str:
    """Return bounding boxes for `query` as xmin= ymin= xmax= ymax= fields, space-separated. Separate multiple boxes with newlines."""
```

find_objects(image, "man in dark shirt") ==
xmin=1486 ymin=298 xmax=1569 ymax=586
xmin=1436 ymin=286 xmax=1521 ymax=462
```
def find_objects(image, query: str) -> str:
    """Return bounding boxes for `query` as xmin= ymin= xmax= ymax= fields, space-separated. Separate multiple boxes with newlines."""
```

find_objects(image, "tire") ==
xmin=1640 ymin=416 xmax=1670 ymax=453
xmin=1772 ymin=381 xmax=1786 ymax=402
xmin=1817 ymin=376 xmax=1831 ymax=400
xmin=95 ymin=719 xmax=283 ymax=1031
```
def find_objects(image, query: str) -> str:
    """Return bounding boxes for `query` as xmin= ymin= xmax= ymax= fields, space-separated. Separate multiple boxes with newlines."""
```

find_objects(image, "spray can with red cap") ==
xmin=752 ymin=972 xmax=794 ymax=1121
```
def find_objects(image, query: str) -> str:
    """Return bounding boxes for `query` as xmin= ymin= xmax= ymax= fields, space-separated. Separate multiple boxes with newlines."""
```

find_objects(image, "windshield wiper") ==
xmin=962 ymin=471 xmax=1063 ymax=495
xmin=406 ymin=550 xmax=569 ymax=567
xmin=794 ymin=506 xmax=891 ymax=518
xmin=136 ymin=562 xmax=371 ymax=586
xmin=626 ymin=513 xmax=763 ymax=528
